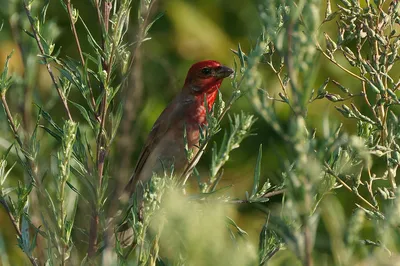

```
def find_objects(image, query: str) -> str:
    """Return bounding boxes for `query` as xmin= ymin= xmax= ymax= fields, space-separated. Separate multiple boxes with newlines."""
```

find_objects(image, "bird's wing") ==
xmin=124 ymin=99 xmax=178 ymax=194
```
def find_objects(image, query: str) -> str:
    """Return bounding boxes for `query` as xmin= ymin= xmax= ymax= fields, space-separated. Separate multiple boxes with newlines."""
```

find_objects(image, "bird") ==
xmin=121 ymin=60 xmax=234 ymax=202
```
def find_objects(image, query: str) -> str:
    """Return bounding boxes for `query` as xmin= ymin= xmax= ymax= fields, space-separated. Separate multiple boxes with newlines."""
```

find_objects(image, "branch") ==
xmin=0 ymin=199 xmax=38 ymax=266
xmin=324 ymin=162 xmax=379 ymax=212
xmin=228 ymin=189 xmax=286 ymax=204
xmin=1 ymin=94 xmax=23 ymax=148
xmin=65 ymin=0 xmax=97 ymax=116
xmin=89 ymin=0 xmax=112 ymax=258
xmin=316 ymin=44 xmax=365 ymax=82
xmin=23 ymin=4 xmax=73 ymax=121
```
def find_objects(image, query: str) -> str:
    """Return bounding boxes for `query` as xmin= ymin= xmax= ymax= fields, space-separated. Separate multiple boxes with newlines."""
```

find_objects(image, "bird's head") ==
xmin=183 ymin=60 xmax=234 ymax=95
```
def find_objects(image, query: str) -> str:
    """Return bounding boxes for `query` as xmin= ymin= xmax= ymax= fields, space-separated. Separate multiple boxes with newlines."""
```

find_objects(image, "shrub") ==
xmin=0 ymin=0 xmax=399 ymax=265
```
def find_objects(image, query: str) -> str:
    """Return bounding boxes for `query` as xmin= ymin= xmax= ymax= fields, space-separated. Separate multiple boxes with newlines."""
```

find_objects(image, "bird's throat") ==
xmin=195 ymin=84 xmax=220 ymax=110
xmin=186 ymin=89 xmax=218 ymax=127
xmin=205 ymin=89 xmax=218 ymax=110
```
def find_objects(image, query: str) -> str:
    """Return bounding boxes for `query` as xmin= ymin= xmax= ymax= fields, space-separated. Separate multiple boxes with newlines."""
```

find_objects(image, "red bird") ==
xmin=123 ymin=60 xmax=233 ymax=199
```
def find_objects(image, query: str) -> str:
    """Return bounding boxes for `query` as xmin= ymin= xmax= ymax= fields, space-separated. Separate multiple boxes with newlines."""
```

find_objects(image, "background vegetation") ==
xmin=0 ymin=0 xmax=399 ymax=265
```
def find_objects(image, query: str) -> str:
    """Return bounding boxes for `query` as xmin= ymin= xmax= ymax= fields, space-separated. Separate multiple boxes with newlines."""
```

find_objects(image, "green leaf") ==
xmin=65 ymin=196 xmax=79 ymax=243
xmin=267 ymin=214 xmax=301 ymax=258
xmin=226 ymin=216 xmax=248 ymax=238
xmin=259 ymin=218 xmax=281 ymax=265
xmin=44 ymin=189 xmax=58 ymax=226
xmin=72 ymin=128 xmax=87 ymax=166
xmin=110 ymin=103 xmax=123 ymax=142
xmin=29 ymin=225 xmax=41 ymax=254
xmin=0 ymin=51 xmax=14 ymax=95
xmin=70 ymin=166 xmax=96 ymax=203
xmin=39 ymin=0 xmax=50 ymax=24
xmin=0 ymin=161 xmax=16 ymax=187
xmin=251 ymin=144 xmax=263 ymax=197
xmin=39 ymin=125 xmax=62 ymax=142
xmin=37 ymin=106 xmax=63 ymax=135
xmin=19 ymin=214 xmax=31 ymax=255
xmin=2 ymin=143 xmax=14 ymax=160
xmin=66 ymin=180 xmax=87 ymax=204
xmin=144 ymin=12 xmax=164 ymax=36
xmin=70 ymin=101 xmax=93 ymax=129
xmin=1 ymin=187 xmax=16 ymax=196
xmin=80 ymin=17 xmax=103 ymax=56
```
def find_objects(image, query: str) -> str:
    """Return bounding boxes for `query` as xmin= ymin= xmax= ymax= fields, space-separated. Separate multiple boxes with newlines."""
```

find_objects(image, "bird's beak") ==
xmin=215 ymin=65 xmax=234 ymax=79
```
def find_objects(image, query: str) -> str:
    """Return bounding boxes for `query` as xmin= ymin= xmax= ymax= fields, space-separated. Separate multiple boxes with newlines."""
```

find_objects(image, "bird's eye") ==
xmin=201 ymin=67 xmax=212 ymax=75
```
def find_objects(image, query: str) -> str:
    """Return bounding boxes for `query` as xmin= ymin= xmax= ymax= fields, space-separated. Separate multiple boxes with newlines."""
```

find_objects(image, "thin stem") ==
xmin=272 ymin=65 xmax=288 ymax=98
xmin=129 ymin=1 xmax=157 ymax=65
xmin=59 ymin=171 xmax=68 ymax=265
xmin=303 ymin=178 xmax=313 ymax=266
xmin=65 ymin=0 xmax=97 ymax=115
xmin=96 ymin=0 xmax=112 ymax=194
xmin=1 ymin=94 xmax=36 ymax=179
xmin=316 ymin=44 xmax=365 ymax=82
xmin=8 ymin=15 xmax=34 ymax=133
xmin=304 ymin=222 xmax=313 ymax=266
xmin=1 ymin=85 xmax=45 ymax=265
xmin=228 ymin=189 xmax=286 ymax=204
xmin=8 ymin=11 xmax=47 ymax=264
xmin=23 ymin=5 xmax=73 ymax=121
xmin=1 ymin=94 xmax=23 ymax=148
xmin=361 ymin=81 xmax=380 ymax=123
xmin=88 ymin=208 xmax=99 ymax=257
xmin=324 ymin=162 xmax=379 ymax=211
xmin=60 ymin=195 xmax=66 ymax=265
xmin=88 ymin=0 xmax=112 ymax=258
xmin=0 ymin=199 xmax=38 ymax=266
xmin=96 ymin=95 xmax=107 ymax=188
xmin=393 ymin=81 xmax=400 ymax=92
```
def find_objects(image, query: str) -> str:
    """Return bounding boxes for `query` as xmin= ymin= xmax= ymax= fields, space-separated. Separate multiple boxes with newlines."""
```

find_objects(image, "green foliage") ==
xmin=0 ymin=0 xmax=400 ymax=265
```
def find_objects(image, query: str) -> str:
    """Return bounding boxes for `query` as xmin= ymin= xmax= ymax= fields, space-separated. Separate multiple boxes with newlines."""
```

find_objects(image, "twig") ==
xmin=9 ymin=11 xmax=47 ymax=264
xmin=266 ymin=55 xmax=288 ymax=98
xmin=2 ymin=91 xmax=48 ymax=265
xmin=316 ymin=45 xmax=365 ymax=82
xmin=88 ymin=208 xmax=99 ymax=258
xmin=65 ymin=0 xmax=97 ymax=116
xmin=285 ymin=21 xmax=300 ymax=114
xmin=393 ymin=81 xmax=400 ymax=92
xmin=0 ymin=199 xmax=38 ymax=266
xmin=8 ymin=15 xmax=34 ymax=133
xmin=361 ymin=81 xmax=380 ymax=123
xmin=304 ymin=221 xmax=313 ymax=266
xmin=324 ymin=162 xmax=379 ymax=211
xmin=89 ymin=0 xmax=112 ymax=258
xmin=266 ymin=246 xmax=280 ymax=262
xmin=1 ymin=94 xmax=23 ymax=148
xmin=1 ymin=93 xmax=36 ymax=179
xmin=96 ymin=96 xmax=107 ymax=189
xmin=303 ymin=177 xmax=313 ymax=266
xmin=216 ymin=73 xmax=246 ymax=124
xmin=23 ymin=4 xmax=73 ymax=121
xmin=228 ymin=189 xmax=286 ymax=204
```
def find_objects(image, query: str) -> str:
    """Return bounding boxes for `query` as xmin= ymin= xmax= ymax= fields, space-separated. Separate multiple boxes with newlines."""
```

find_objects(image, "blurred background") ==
xmin=0 ymin=0 xmax=395 ymax=264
